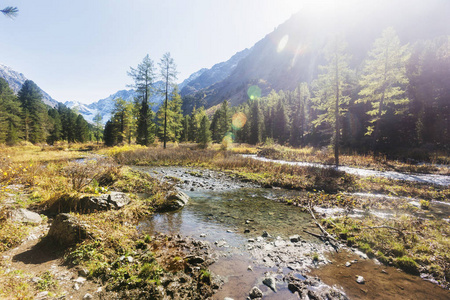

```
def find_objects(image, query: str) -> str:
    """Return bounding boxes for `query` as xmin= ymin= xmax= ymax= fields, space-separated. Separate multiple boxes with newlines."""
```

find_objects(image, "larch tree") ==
xmin=358 ymin=27 xmax=410 ymax=155
xmin=158 ymin=52 xmax=178 ymax=148
xmin=312 ymin=36 xmax=352 ymax=167
xmin=128 ymin=54 xmax=156 ymax=145
xmin=93 ymin=113 xmax=103 ymax=144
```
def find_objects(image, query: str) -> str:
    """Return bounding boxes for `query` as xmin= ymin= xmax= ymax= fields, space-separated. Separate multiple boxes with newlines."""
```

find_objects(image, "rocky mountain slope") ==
xmin=187 ymin=0 xmax=450 ymax=109
xmin=0 ymin=64 xmax=59 ymax=108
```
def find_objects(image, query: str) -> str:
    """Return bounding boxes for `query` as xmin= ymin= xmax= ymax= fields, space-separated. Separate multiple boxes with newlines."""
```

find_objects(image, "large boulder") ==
xmin=78 ymin=192 xmax=130 ymax=213
xmin=9 ymin=208 xmax=42 ymax=224
xmin=162 ymin=191 xmax=190 ymax=211
xmin=47 ymin=213 xmax=90 ymax=247
xmin=46 ymin=192 xmax=130 ymax=215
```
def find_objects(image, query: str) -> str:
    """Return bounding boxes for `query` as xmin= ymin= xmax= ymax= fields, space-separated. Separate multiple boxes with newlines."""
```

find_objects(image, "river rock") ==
xmin=47 ymin=213 xmax=90 ymax=247
xmin=262 ymin=231 xmax=270 ymax=237
xmin=263 ymin=275 xmax=277 ymax=292
xmin=356 ymin=276 xmax=365 ymax=284
xmin=79 ymin=192 xmax=130 ymax=212
xmin=9 ymin=208 xmax=42 ymax=224
xmin=164 ymin=191 xmax=190 ymax=210
xmin=249 ymin=286 xmax=263 ymax=299
xmin=289 ymin=235 xmax=300 ymax=243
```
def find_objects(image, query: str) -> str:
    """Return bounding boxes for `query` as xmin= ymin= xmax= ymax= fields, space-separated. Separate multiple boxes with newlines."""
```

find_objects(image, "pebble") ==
xmin=249 ymin=286 xmax=263 ymax=299
xmin=74 ymin=277 xmax=86 ymax=284
xmin=247 ymin=265 xmax=253 ymax=271
xmin=200 ymin=233 xmax=206 ymax=237
xmin=345 ymin=262 xmax=351 ymax=267
xmin=83 ymin=293 xmax=93 ymax=299
xmin=356 ymin=276 xmax=365 ymax=284
xmin=73 ymin=283 xmax=80 ymax=290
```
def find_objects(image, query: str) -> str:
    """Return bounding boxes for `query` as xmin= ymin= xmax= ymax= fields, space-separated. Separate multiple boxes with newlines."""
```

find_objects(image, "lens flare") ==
xmin=277 ymin=34 xmax=289 ymax=53
xmin=222 ymin=132 xmax=234 ymax=148
xmin=247 ymin=85 xmax=261 ymax=100
xmin=232 ymin=112 xmax=247 ymax=130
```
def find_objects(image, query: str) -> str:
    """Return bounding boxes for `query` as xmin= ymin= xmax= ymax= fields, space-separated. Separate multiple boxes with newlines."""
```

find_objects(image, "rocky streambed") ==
xmin=136 ymin=166 xmax=450 ymax=299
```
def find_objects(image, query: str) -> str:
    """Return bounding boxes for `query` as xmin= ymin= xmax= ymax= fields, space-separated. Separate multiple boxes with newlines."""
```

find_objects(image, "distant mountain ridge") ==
xmin=0 ymin=63 xmax=59 ymax=108
xmin=66 ymin=49 xmax=250 ymax=123
xmin=187 ymin=0 xmax=450 ymax=109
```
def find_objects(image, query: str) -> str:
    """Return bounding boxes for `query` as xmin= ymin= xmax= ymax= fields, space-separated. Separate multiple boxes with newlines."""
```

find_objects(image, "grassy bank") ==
xmin=0 ymin=144 xmax=216 ymax=299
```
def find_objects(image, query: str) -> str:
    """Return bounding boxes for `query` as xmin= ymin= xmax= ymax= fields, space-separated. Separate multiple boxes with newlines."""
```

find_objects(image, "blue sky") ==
xmin=0 ymin=0 xmax=306 ymax=104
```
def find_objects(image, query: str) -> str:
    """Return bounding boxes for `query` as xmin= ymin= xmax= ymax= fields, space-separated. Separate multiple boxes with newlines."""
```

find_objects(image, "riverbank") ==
xmin=1 ymin=143 xmax=449 ymax=299
xmin=0 ymin=144 xmax=219 ymax=299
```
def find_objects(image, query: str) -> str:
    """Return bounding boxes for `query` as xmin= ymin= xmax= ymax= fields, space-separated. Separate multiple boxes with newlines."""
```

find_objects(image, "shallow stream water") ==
xmin=243 ymin=154 xmax=450 ymax=186
xmin=136 ymin=166 xmax=450 ymax=299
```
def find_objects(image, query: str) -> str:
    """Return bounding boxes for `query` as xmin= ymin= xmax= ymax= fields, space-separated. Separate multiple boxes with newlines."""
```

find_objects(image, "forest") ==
xmin=102 ymin=28 xmax=449 ymax=164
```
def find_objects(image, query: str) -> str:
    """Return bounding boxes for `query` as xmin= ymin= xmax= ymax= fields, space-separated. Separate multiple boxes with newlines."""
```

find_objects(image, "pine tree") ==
xmin=358 ymin=27 xmax=410 ymax=154
xmin=273 ymin=100 xmax=289 ymax=145
xmin=18 ymin=80 xmax=48 ymax=144
xmin=47 ymin=108 xmax=62 ymax=145
xmin=198 ymin=115 xmax=211 ymax=148
xmin=0 ymin=78 xmax=22 ymax=144
xmin=181 ymin=115 xmax=190 ymax=142
xmin=93 ymin=113 xmax=103 ymax=144
xmin=128 ymin=54 xmax=156 ymax=145
xmin=291 ymin=82 xmax=310 ymax=147
xmin=75 ymin=115 xmax=89 ymax=143
xmin=312 ymin=36 xmax=352 ymax=166
xmin=158 ymin=52 xmax=178 ymax=148
xmin=250 ymin=100 xmax=264 ymax=145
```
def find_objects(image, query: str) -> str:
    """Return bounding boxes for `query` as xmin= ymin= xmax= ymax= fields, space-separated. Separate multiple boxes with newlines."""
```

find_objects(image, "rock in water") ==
xmin=164 ymin=191 xmax=190 ymax=210
xmin=263 ymin=275 xmax=277 ymax=292
xmin=9 ymin=208 xmax=42 ymax=224
xmin=249 ymin=286 xmax=263 ymax=299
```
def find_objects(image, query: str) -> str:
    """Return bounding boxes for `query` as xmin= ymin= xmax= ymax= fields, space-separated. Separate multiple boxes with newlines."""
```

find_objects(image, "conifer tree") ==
xmin=18 ymin=80 xmax=47 ymax=144
xmin=291 ymin=82 xmax=310 ymax=147
xmin=358 ymin=27 xmax=410 ymax=154
xmin=181 ymin=115 xmax=190 ymax=142
xmin=198 ymin=115 xmax=212 ymax=148
xmin=47 ymin=108 xmax=62 ymax=145
xmin=0 ymin=78 xmax=22 ymax=144
xmin=273 ymin=100 xmax=289 ymax=145
xmin=312 ymin=36 xmax=352 ymax=166
xmin=128 ymin=54 xmax=155 ymax=145
xmin=93 ymin=113 xmax=103 ymax=144
xmin=158 ymin=52 xmax=178 ymax=148
xmin=75 ymin=114 xmax=89 ymax=142
xmin=250 ymin=100 xmax=264 ymax=145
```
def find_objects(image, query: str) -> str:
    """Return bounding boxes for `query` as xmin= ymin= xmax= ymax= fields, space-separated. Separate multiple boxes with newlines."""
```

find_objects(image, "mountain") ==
xmin=187 ymin=0 xmax=450 ymax=109
xmin=0 ymin=63 xmax=59 ymax=108
xmin=65 ymin=89 xmax=137 ymax=124
xmin=71 ymin=49 xmax=250 ymax=124
xmin=180 ymin=48 xmax=251 ymax=96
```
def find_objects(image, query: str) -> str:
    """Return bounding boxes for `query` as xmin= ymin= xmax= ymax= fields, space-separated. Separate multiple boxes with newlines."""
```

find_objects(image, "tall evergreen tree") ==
xmin=0 ymin=78 xmax=22 ymax=145
xmin=18 ymin=80 xmax=47 ymax=144
xmin=128 ymin=54 xmax=155 ymax=145
xmin=159 ymin=52 xmax=178 ymax=148
xmin=1 ymin=6 xmax=18 ymax=18
xmin=291 ymin=82 xmax=310 ymax=147
xmin=93 ymin=113 xmax=103 ymax=144
xmin=312 ymin=36 xmax=352 ymax=166
xmin=198 ymin=115 xmax=212 ymax=148
xmin=75 ymin=114 xmax=89 ymax=143
xmin=358 ymin=27 xmax=410 ymax=154
xmin=250 ymin=100 xmax=264 ymax=145
xmin=47 ymin=108 xmax=62 ymax=145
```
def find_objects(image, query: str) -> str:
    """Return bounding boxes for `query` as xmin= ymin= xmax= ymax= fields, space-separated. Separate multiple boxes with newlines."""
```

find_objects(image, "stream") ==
xmin=242 ymin=154 xmax=450 ymax=186
xmin=135 ymin=166 xmax=449 ymax=299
